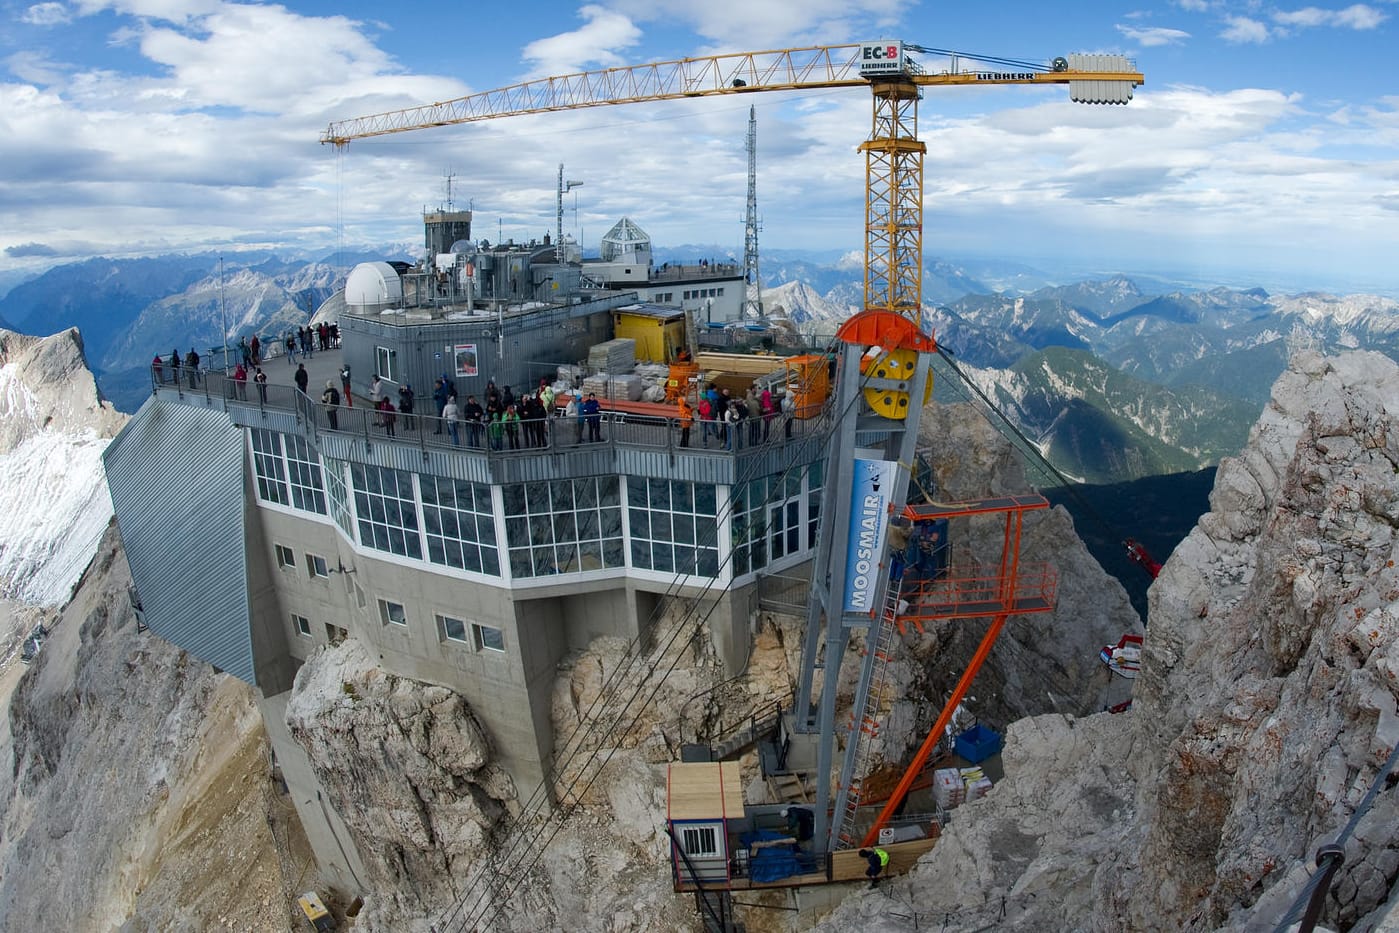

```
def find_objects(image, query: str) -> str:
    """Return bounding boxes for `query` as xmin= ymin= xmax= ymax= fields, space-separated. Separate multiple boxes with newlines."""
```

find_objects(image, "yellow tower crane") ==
xmin=322 ymin=41 xmax=1142 ymax=329
xmin=322 ymin=42 xmax=1143 ymax=930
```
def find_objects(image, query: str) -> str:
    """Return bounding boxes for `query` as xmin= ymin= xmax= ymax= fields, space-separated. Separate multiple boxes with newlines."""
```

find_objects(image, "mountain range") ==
xmin=3 ymin=247 xmax=1396 ymax=486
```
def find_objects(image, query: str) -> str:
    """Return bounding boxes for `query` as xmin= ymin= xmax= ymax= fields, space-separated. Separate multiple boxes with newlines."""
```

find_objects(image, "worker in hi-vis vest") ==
xmin=859 ymin=847 xmax=889 ymax=888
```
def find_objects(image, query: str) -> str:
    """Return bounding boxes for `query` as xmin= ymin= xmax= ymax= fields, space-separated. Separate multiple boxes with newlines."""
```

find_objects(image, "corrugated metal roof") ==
xmin=104 ymin=398 xmax=254 ymax=683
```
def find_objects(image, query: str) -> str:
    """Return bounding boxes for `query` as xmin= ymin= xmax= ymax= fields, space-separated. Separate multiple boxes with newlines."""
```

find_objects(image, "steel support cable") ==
xmin=436 ymin=358 xmax=864 ymax=932
xmin=446 ymin=380 xmax=859 ymax=932
xmin=906 ymin=46 xmax=1049 ymax=72
xmin=1272 ymin=742 xmax=1399 ymax=933
xmin=932 ymin=347 xmax=1126 ymax=547
xmin=443 ymin=412 xmax=854 ymax=933
xmin=440 ymin=370 xmax=839 ymax=884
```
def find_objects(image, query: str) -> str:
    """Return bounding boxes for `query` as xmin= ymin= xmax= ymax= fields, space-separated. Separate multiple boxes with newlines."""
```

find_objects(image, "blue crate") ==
xmin=954 ymin=724 xmax=1002 ymax=764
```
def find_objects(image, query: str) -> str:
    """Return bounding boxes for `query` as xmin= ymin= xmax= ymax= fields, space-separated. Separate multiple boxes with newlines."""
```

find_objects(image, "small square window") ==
xmin=438 ymin=614 xmax=469 ymax=644
xmin=275 ymin=544 xmax=296 ymax=570
xmin=378 ymin=598 xmax=407 ymax=627
xmin=473 ymin=622 xmax=505 ymax=653
xmin=307 ymin=554 xmax=329 ymax=578
xmin=324 ymin=623 xmax=347 ymax=645
xmin=293 ymin=614 xmax=312 ymax=637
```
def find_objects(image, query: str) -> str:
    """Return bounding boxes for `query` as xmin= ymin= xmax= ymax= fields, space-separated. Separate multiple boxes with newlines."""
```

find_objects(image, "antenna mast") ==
xmin=742 ymin=106 xmax=763 ymax=319
xmin=557 ymin=163 xmax=583 ymax=263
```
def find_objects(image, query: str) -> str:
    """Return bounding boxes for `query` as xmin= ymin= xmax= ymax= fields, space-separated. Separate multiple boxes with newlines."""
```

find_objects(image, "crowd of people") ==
xmin=152 ymin=340 xmax=803 ymax=455
xmin=692 ymin=382 xmax=796 ymax=449
xmin=432 ymin=376 xmax=569 ymax=450
xmin=284 ymin=323 xmax=339 ymax=362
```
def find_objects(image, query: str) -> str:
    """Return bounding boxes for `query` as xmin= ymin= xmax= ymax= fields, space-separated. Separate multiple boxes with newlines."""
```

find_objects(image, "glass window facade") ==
xmin=502 ymin=477 xmax=624 ymax=578
xmin=284 ymin=434 xmax=327 ymax=514
xmin=351 ymin=464 xmax=422 ymax=559
xmin=627 ymin=478 xmax=720 ymax=577
xmin=250 ymin=428 xmax=289 ymax=505
xmin=731 ymin=470 xmax=809 ymax=577
xmin=420 ymin=475 xmax=500 ymax=577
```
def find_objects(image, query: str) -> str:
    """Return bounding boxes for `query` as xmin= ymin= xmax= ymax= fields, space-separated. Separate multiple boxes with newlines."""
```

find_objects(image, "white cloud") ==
xmin=1116 ymin=24 xmax=1192 ymax=46
xmin=1220 ymin=15 xmax=1273 ymax=42
xmin=1332 ymin=4 xmax=1386 ymax=29
xmin=71 ymin=0 xmax=220 ymax=20
xmin=1174 ymin=0 xmax=1210 ymax=10
xmin=610 ymin=0 xmax=903 ymax=51
xmin=1273 ymin=4 xmax=1386 ymax=29
xmin=21 ymin=2 xmax=71 ymax=25
xmin=520 ymin=5 xmax=643 ymax=76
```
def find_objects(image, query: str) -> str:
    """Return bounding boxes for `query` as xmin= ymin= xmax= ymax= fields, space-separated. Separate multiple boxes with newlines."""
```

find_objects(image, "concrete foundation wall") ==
xmin=260 ymin=691 xmax=369 ymax=897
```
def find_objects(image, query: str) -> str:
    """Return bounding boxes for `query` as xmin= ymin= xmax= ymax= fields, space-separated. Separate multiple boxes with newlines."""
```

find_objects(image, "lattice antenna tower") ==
xmin=743 ymin=106 xmax=764 ymax=319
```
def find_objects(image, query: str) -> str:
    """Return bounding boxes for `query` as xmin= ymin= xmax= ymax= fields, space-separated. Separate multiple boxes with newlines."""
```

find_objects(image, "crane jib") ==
xmin=975 ymin=72 xmax=1039 ymax=81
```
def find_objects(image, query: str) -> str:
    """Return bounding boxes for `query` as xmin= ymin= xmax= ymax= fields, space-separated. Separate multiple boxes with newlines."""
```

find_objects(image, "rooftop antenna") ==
xmin=742 ymin=106 xmax=764 ymax=320
xmin=443 ymin=169 xmax=456 ymax=211
xmin=557 ymin=163 xmax=584 ymax=263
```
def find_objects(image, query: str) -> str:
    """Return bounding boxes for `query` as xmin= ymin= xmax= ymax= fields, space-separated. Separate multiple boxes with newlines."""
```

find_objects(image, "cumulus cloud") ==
xmin=520 ymin=5 xmax=643 ymax=76
xmin=1274 ymin=4 xmax=1386 ymax=29
xmin=21 ymin=2 xmax=71 ymax=25
xmin=4 ymin=243 xmax=60 ymax=257
xmin=1117 ymin=24 xmax=1192 ymax=46
xmin=1220 ymin=15 xmax=1273 ymax=42
xmin=1174 ymin=0 xmax=1211 ymax=9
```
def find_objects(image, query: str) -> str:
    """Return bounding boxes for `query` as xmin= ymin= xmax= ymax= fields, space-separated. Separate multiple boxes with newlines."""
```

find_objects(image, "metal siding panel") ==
xmin=103 ymin=399 xmax=254 ymax=683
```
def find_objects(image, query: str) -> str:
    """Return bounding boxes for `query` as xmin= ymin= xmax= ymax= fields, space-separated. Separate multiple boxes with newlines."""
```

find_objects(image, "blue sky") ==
xmin=2 ymin=0 xmax=1397 ymax=295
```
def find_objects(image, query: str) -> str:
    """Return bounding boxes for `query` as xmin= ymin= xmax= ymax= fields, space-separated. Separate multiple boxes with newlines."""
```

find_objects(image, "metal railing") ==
xmin=147 ymin=365 xmax=829 ymax=459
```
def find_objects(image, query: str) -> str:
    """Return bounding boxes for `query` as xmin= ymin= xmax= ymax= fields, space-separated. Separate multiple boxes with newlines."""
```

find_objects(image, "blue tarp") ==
xmin=740 ymin=830 xmax=816 ymax=883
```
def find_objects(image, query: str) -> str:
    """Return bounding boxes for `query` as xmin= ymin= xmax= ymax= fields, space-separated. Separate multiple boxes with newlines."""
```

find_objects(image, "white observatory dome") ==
xmin=344 ymin=261 xmax=404 ymax=307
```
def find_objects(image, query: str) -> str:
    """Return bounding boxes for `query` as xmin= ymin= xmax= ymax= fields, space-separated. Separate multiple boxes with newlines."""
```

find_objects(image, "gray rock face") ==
xmin=814 ymin=350 xmax=1399 ymax=932
xmin=1128 ymin=350 xmax=1399 ymax=931
xmin=0 ymin=525 xmax=294 ymax=933
xmin=284 ymin=640 xmax=517 ymax=929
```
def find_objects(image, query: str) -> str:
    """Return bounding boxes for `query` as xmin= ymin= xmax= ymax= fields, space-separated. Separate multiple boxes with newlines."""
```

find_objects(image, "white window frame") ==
xmin=678 ymin=823 xmax=723 ymax=858
xmin=472 ymin=622 xmax=505 ymax=653
xmin=293 ymin=614 xmax=312 ymax=638
xmin=275 ymin=544 xmax=296 ymax=570
xmin=375 ymin=345 xmax=398 ymax=383
xmin=438 ymin=614 xmax=470 ymax=645
xmin=306 ymin=553 xmax=329 ymax=579
xmin=378 ymin=598 xmax=408 ymax=628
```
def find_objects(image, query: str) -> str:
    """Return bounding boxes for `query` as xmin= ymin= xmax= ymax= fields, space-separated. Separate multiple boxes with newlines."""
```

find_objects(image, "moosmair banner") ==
xmin=842 ymin=457 xmax=895 ymax=614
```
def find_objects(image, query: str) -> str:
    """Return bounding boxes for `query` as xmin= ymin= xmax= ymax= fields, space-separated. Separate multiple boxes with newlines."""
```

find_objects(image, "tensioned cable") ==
xmin=440 ymin=369 xmax=851 ymax=932
xmin=1271 ymin=742 xmax=1399 ymax=933
xmin=932 ymin=347 xmax=1127 ymax=547
xmin=441 ymin=360 xmax=850 ymax=930
xmin=435 ymin=345 xmax=867 ymax=931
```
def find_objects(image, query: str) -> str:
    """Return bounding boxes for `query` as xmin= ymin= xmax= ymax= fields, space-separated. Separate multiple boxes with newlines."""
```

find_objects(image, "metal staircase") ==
xmin=834 ymin=582 xmax=904 ymax=847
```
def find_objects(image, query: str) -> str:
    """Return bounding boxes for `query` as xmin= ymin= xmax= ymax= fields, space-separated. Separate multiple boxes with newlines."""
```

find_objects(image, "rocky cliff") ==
xmin=0 ymin=328 xmax=125 ymax=609
xmin=814 ymin=350 xmax=1399 ymax=932
xmin=0 ymin=524 xmax=308 ymax=932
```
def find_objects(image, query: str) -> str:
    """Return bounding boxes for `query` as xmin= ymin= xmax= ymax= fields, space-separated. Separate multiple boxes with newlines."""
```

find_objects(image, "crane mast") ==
xmin=322 ymin=38 xmax=1143 ymax=907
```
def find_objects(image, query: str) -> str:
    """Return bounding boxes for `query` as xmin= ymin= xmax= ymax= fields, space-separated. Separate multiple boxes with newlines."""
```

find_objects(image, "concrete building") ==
xmin=102 ymin=218 xmax=824 ymax=893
